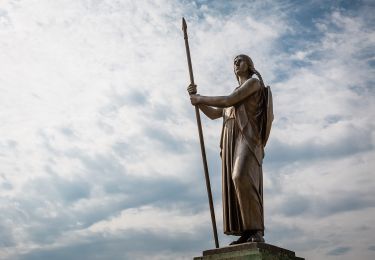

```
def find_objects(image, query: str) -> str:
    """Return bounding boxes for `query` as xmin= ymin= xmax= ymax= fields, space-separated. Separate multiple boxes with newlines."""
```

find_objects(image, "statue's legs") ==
xmin=232 ymin=139 xmax=264 ymax=233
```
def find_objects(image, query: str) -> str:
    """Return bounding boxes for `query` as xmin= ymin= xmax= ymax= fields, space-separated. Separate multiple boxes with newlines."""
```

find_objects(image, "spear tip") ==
xmin=182 ymin=17 xmax=187 ymax=31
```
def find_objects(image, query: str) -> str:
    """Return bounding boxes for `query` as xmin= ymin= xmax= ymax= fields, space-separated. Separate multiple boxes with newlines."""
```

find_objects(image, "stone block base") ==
xmin=194 ymin=242 xmax=304 ymax=260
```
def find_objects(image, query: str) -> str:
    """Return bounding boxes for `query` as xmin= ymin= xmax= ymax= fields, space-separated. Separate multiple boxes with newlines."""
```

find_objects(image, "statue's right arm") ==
xmin=186 ymin=84 xmax=222 ymax=119
xmin=199 ymin=105 xmax=223 ymax=120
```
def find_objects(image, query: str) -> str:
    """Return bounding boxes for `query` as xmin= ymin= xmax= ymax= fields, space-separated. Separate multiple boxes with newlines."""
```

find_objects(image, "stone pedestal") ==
xmin=194 ymin=242 xmax=304 ymax=260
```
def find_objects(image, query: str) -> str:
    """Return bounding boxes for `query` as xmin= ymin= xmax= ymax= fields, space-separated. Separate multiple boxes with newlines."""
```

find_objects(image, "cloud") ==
xmin=327 ymin=246 xmax=351 ymax=256
xmin=17 ymin=231 xmax=205 ymax=260
xmin=13 ymin=206 xmax=214 ymax=260
xmin=0 ymin=0 xmax=374 ymax=260
xmin=267 ymin=124 xmax=373 ymax=164
xmin=28 ymin=172 xmax=91 ymax=203
xmin=275 ymin=190 xmax=375 ymax=218
xmin=0 ymin=223 xmax=15 ymax=248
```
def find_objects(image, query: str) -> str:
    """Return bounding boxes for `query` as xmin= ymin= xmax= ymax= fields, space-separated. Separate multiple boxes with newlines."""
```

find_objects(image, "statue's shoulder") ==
xmin=241 ymin=77 xmax=261 ymax=91
xmin=246 ymin=77 xmax=260 ymax=85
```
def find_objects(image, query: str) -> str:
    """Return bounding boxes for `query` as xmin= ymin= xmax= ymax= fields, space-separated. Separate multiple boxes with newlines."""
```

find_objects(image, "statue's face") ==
xmin=234 ymin=56 xmax=249 ymax=77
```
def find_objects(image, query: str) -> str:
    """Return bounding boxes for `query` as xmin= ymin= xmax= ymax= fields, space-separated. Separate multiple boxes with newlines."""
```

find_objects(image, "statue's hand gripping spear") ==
xmin=182 ymin=17 xmax=219 ymax=249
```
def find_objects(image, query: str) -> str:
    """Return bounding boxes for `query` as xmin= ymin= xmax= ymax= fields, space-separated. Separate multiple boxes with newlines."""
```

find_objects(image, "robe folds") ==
xmin=220 ymin=85 xmax=265 ymax=235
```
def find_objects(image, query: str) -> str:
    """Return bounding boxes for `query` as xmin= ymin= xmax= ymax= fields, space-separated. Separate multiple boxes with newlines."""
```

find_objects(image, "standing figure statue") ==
xmin=188 ymin=54 xmax=273 ymax=245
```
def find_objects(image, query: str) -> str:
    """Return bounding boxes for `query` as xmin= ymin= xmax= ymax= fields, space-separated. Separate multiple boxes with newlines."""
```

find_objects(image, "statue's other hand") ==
xmin=187 ymin=84 xmax=197 ymax=95
xmin=190 ymin=94 xmax=201 ymax=106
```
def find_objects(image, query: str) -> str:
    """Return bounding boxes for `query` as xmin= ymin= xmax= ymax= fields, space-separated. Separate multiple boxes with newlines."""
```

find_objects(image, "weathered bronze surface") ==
xmin=188 ymin=54 xmax=273 ymax=245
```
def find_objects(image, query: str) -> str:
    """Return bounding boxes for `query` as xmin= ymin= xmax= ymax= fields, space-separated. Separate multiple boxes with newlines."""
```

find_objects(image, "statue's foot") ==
xmin=229 ymin=232 xmax=251 ymax=245
xmin=247 ymin=231 xmax=265 ymax=243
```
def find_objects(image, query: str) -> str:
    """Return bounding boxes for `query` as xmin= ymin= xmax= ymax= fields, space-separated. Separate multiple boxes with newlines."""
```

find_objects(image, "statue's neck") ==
xmin=238 ymin=75 xmax=251 ymax=85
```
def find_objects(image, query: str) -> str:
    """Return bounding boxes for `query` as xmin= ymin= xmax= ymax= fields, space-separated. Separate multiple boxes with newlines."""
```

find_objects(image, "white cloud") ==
xmin=88 ymin=205 xmax=209 ymax=235
xmin=0 ymin=0 xmax=374 ymax=260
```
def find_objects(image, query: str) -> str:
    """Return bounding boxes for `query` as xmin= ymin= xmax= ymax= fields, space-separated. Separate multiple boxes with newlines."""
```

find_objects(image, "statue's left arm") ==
xmin=190 ymin=78 xmax=261 ymax=108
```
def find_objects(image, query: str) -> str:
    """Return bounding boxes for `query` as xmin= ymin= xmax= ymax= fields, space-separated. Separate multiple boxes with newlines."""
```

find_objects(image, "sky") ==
xmin=0 ymin=0 xmax=374 ymax=259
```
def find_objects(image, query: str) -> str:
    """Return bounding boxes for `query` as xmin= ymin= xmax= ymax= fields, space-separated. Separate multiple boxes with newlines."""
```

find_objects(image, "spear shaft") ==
xmin=182 ymin=17 xmax=219 ymax=249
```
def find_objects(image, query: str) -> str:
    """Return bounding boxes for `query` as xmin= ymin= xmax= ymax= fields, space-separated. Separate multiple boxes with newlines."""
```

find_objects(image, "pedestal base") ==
xmin=194 ymin=242 xmax=304 ymax=260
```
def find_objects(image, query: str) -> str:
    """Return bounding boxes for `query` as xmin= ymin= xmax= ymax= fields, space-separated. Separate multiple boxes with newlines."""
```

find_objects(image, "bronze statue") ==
xmin=187 ymin=54 xmax=273 ymax=245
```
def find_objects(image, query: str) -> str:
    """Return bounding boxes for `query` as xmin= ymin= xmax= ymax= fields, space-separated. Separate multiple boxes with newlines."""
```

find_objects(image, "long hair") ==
xmin=234 ymin=54 xmax=267 ymax=140
xmin=234 ymin=54 xmax=265 ymax=89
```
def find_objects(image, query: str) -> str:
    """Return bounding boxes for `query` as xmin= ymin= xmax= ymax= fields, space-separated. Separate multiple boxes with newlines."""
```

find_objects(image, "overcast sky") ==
xmin=0 ymin=0 xmax=374 ymax=259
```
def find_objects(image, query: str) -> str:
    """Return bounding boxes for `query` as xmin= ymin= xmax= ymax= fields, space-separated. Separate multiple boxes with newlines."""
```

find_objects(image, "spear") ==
xmin=182 ymin=17 xmax=219 ymax=249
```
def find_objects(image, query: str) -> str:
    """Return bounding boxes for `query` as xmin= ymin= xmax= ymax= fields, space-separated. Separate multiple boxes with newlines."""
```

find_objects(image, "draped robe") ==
xmin=220 ymin=84 xmax=265 ymax=235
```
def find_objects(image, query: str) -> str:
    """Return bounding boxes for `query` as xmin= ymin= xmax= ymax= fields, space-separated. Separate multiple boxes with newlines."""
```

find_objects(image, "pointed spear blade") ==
xmin=182 ymin=17 xmax=187 ymax=32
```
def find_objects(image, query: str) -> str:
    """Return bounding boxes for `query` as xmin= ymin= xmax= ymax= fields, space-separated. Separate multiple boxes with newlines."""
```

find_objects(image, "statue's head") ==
xmin=234 ymin=54 xmax=255 ymax=81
